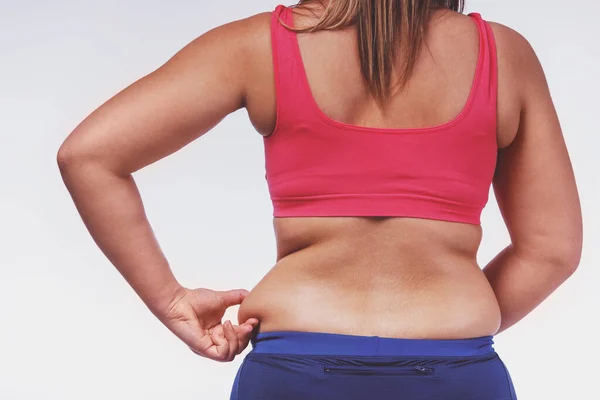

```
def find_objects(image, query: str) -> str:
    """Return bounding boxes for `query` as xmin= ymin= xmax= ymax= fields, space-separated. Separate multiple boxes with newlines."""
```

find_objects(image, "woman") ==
xmin=57 ymin=0 xmax=582 ymax=399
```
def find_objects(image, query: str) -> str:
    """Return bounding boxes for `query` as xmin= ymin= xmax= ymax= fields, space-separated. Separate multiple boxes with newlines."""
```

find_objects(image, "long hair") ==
xmin=281 ymin=0 xmax=465 ymax=107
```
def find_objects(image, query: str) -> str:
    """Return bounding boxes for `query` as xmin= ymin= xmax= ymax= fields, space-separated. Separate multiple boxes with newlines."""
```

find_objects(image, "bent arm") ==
xmin=57 ymin=16 xmax=257 ymax=317
xmin=483 ymin=24 xmax=583 ymax=334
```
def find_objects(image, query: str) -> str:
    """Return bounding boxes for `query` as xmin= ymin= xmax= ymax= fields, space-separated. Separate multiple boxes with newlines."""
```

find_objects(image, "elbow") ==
xmin=563 ymin=219 xmax=584 ymax=274
xmin=56 ymin=141 xmax=78 ymax=173
xmin=56 ymin=139 xmax=109 ymax=176
xmin=56 ymin=141 xmax=94 ymax=179
xmin=57 ymin=142 xmax=130 ymax=182
xmin=562 ymin=241 xmax=583 ymax=275
xmin=552 ymin=252 xmax=581 ymax=279
xmin=515 ymin=233 xmax=583 ymax=277
xmin=547 ymin=235 xmax=583 ymax=276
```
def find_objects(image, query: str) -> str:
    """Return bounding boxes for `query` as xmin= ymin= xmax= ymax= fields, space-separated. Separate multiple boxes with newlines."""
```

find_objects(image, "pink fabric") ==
xmin=263 ymin=4 xmax=498 ymax=225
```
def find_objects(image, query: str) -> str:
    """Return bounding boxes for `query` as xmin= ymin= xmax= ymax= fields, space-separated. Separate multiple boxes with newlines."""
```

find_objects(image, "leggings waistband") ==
xmin=250 ymin=331 xmax=495 ymax=357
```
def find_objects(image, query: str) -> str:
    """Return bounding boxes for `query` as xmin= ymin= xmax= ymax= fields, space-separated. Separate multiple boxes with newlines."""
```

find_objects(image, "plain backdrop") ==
xmin=1 ymin=0 xmax=598 ymax=399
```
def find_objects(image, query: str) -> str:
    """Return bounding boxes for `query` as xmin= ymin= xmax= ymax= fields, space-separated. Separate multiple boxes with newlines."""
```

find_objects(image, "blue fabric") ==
xmin=230 ymin=331 xmax=517 ymax=400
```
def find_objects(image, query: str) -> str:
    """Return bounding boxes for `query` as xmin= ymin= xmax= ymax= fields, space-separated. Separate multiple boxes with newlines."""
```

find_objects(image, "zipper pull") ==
xmin=414 ymin=366 xmax=434 ymax=373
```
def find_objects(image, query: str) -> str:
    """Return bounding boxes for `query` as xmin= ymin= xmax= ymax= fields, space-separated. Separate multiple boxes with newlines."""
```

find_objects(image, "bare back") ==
xmin=55 ymin=0 xmax=581 ymax=363
xmin=237 ymin=6 xmax=522 ymax=339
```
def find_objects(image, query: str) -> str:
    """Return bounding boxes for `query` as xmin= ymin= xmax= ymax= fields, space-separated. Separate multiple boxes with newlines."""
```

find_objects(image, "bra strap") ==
xmin=468 ymin=13 xmax=498 ymax=106
xmin=269 ymin=5 xmax=315 ymax=131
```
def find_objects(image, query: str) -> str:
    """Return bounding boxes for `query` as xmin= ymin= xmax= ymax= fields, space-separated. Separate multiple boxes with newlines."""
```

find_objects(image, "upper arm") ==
xmin=489 ymin=22 xmax=583 ymax=268
xmin=57 ymin=13 xmax=264 ymax=175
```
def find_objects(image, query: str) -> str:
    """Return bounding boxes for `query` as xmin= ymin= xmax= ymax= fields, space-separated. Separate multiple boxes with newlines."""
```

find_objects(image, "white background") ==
xmin=1 ymin=0 xmax=598 ymax=399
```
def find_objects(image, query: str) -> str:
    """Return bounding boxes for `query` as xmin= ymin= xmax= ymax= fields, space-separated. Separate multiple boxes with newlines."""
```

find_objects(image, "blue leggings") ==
xmin=230 ymin=331 xmax=518 ymax=400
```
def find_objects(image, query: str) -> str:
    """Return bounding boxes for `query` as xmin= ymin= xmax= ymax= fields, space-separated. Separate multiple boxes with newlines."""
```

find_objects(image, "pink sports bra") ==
xmin=263 ymin=4 xmax=498 ymax=225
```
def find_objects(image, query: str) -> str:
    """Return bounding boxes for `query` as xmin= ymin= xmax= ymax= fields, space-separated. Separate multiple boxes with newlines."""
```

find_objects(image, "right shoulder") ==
xmin=229 ymin=10 xmax=276 ymax=61
xmin=230 ymin=10 xmax=274 ymax=40
xmin=209 ymin=10 xmax=274 ymax=46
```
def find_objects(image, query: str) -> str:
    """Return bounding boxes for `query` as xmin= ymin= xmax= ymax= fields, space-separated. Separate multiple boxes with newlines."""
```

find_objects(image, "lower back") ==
xmin=238 ymin=217 xmax=502 ymax=339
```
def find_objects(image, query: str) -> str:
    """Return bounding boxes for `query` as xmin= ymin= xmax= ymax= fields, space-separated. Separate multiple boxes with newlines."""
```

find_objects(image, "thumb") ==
xmin=215 ymin=289 xmax=250 ymax=307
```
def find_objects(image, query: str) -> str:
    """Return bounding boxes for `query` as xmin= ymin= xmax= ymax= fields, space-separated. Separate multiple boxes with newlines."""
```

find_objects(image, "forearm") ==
xmin=483 ymin=244 xmax=577 ymax=334
xmin=59 ymin=159 xmax=182 ymax=316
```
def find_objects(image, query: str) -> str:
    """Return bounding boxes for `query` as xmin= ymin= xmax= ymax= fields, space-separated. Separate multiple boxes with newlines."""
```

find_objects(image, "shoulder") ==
xmin=220 ymin=11 xmax=276 ymax=84
xmin=170 ymin=10 xmax=273 ymax=97
xmin=227 ymin=10 xmax=273 ymax=36
xmin=215 ymin=11 xmax=275 ymax=64
xmin=192 ymin=11 xmax=273 ymax=56
xmin=484 ymin=20 xmax=550 ymax=114
xmin=487 ymin=22 xmax=535 ymax=61
xmin=486 ymin=21 xmax=547 ymax=87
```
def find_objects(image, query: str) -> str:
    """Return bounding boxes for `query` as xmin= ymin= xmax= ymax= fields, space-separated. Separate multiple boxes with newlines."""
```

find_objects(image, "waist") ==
xmin=249 ymin=330 xmax=496 ymax=357
xmin=238 ymin=240 xmax=502 ymax=339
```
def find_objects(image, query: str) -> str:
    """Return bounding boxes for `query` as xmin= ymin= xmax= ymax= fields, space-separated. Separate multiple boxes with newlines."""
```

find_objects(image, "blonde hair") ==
xmin=281 ymin=0 xmax=465 ymax=107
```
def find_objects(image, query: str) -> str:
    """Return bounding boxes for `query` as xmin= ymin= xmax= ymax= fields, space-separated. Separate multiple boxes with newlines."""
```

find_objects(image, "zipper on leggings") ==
xmin=323 ymin=365 xmax=435 ymax=376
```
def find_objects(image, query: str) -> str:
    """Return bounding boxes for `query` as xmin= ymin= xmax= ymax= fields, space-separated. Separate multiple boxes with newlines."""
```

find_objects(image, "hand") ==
xmin=157 ymin=287 xmax=260 ymax=362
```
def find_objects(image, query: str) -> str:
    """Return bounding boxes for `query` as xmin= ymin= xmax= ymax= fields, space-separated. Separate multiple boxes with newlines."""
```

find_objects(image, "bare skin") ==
xmin=57 ymin=4 xmax=582 ymax=361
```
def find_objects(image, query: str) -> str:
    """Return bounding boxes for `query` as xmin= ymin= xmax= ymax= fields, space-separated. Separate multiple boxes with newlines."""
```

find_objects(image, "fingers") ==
xmin=233 ymin=318 xmax=259 ymax=355
xmin=223 ymin=318 xmax=260 ymax=359
xmin=222 ymin=320 xmax=239 ymax=360
xmin=214 ymin=289 xmax=250 ymax=308
xmin=207 ymin=324 xmax=230 ymax=361
xmin=206 ymin=320 xmax=242 ymax=362
xmin=244 ymin=318 xmax=260 ymax=327
xmin=192 ymin=318 xmax=259 ymax=362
